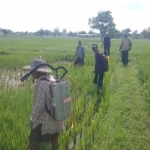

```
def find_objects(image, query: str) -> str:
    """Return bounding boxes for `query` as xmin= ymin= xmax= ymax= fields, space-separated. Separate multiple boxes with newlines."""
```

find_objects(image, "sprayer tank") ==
xmin=50 ymin=80 xmax=72 ymax=121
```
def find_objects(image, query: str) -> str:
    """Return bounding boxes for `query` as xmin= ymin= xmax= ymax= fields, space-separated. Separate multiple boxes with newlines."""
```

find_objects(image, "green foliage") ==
xmin=141 ymin=27 xmax=150 ymax=39
xmin=0 ymin=37 xmax=150 ymax=150
xmin=88 ymin=11 xmax=116 ymax=39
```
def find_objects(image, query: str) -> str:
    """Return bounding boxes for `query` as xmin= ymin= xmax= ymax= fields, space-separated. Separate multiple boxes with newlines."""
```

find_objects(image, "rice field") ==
xmin=0 ymin=36 xmax=150 ymax=150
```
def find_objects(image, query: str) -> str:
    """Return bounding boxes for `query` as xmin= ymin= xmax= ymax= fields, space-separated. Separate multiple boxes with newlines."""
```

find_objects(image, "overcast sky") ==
xmin=0 ymin=0 xmax=150 ymax=33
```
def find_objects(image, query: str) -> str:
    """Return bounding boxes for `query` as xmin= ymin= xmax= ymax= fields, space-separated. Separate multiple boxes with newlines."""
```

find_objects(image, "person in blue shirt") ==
xmin=74 ymin=40 xmax=86 ymax=66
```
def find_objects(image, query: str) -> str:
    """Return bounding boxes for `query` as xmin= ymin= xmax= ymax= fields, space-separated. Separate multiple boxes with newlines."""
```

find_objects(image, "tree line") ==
xmin=0 ymin=10 xmax=150 ymax=39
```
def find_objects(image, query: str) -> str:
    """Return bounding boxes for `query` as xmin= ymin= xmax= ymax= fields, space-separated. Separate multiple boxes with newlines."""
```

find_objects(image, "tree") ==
xmin=77 ymin=31 xmax=86 ymax=34
xmin=141 ymin=27 xmax=150 ymax=39
xmin=141 ymin=29 xmax=148 ymax=39
xmin=24 ymin=31 xmax=28 ymax=35
xmin=45 ymin=29 xmax=52 ymax=36
xmin=131 ymin=30 xmax=138 ymax=39
xmin=62 ymin=28 xmax=67 ymax=33
xmin=122 ymin=28 xmax=132 ymax=35
xmin=53 ymin=27 xmax=60 ymax=37
xmin=2 ymin=29 xmax=13 ymax=36
xmin=73 ymin=32 xmax=77 ymax=37
xmin=88 ymin=10 xmax=116 ymax=41
xmin=68 ymin=31 xmax=74 ymax=37
xmin=35 ymin=29 xmax=45 ymax=36
xmin=114 ymin=30 xmax=122 ymax=38
xmin=88 ymin=30 xmax=94 ymax=34
xmin=62 ymin=28 xmax=67 ymax=36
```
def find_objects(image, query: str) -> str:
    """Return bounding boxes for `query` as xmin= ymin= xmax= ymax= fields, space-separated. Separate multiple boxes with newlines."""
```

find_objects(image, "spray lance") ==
xmin=82 ymin=43 xmax=91 ymax=48
xmin=20 ymin=63 xmax=77 ymax=129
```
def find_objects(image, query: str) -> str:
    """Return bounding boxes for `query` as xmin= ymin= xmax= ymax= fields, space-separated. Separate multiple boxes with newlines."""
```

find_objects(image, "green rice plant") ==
xmin=1 ymin=37 xmax=150 ymax=150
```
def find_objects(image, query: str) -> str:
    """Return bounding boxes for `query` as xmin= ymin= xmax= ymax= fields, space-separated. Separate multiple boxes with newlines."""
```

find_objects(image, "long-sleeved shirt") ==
xmin=30 ymin=74 xmax=65 ymax=135
xmin=94 ymin=51 xmax=108 ymax=74
xmin=76 ymin=45 xmax=86 ymax=59
xmin=121 ymin=38 xmax=132 ymax=51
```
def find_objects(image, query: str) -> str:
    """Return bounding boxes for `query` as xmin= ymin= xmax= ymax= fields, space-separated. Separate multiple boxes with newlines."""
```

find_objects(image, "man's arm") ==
xmin=73 ymin=53 xmax=77 ymax=58
xmin=129 ymin=39 xmax=132 ymax=48
xmin=101 ymin=39 xmax=104 ymax=48
xmin=119 ymin=39 xmax=123 ymax=51
xmin=30 ymin=82 xmax=45 ymax=126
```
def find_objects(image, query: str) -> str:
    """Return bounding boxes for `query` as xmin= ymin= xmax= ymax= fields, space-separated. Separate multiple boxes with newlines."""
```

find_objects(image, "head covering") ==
xmin=91 ymin=42 xmax=98 ymax=48
xmin=124 ymin=32 xmax=128 ymax=36
xmin=23 ymin=56 xmax=52 ymax=73
xmin=78 ymin=40 xmax=82 ymax=45
xmin=106 ymin=32 xmax=109 ymax=35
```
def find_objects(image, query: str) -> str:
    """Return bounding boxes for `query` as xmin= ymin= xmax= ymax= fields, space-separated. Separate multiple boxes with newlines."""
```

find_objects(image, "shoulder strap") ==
xmin=40 ymin=78 xmax=52 ymax=116
xmin=41 ymin=78 xmax=50 ymax=82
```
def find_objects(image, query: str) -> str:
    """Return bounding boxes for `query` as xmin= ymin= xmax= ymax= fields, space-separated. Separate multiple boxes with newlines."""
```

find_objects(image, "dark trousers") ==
xmin=94 ymin=73 xmax=104 ymax=86
xmin=28 ymin=124 xmax=59 ymax=150
xmin=104 ymin=47 xmax=110 ymax=56
xmin=122 ymin=50 xmax=128 ymax=65
xmin=94 ymin=73 xmax=104 ymax=94
xmin=74 ymin=57 xmax=84 ymax=66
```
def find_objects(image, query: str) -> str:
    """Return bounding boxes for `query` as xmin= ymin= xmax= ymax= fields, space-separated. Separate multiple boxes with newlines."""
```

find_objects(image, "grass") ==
xmin=95 ymin=62 xmax=150 ymax=150
xmin=0 ymin=37 xmax=150 ymax=150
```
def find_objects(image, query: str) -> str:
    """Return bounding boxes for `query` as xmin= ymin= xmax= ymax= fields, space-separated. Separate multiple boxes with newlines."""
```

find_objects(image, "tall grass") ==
xmin=0 ymin=37 xmax=149 ymax=150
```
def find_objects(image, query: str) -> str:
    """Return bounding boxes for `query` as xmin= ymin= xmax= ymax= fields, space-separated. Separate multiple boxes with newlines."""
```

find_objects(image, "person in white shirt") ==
xmin=119 ymin=33 xmax=132 ymax=66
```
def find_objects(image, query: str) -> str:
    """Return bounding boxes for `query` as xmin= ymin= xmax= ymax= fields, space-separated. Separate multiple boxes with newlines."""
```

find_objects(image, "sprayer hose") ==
xmin=64 ymin=75 xmax=77 ymax=129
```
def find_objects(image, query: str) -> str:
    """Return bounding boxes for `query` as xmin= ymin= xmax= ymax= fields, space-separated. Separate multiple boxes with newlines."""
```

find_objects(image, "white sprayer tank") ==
xmin=50 ymin=80 xmax=72 ymax=121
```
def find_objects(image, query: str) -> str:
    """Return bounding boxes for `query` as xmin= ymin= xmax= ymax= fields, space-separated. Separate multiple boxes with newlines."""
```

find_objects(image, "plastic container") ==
xmin=50 ymin=80 xmax=72 ymax=121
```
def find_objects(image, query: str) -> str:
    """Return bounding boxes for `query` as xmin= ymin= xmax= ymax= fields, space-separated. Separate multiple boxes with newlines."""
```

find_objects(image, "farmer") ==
xmin=102 ymin=32 xmax=111 ymax=56
xmin=23 ymin=56 xmax=65 ymax=150
xmin=91 ymin=42 xmax=108 ymax=94
xmin=119 ymin=32 xmax=132 ymax=66
xmin=74 ymin=40 xmax=86 ymax=66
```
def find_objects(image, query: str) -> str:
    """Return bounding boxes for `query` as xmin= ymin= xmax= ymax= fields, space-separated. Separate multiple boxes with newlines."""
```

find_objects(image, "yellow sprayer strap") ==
xmin=64 ymin=75 xmax=77 ymax=129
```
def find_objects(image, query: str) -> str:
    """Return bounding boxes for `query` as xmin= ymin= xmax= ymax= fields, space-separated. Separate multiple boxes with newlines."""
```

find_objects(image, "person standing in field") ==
xmin=119 ymin=33 xmax=132 ymax=66
xmin=91 ymin=42 xmax=108 ymax=95
xmin=102 ymin=32 xmax=111 ymax=56
xmin=73 ymin=40 xmax=86 ymax=66
xmin=23 ymin=56 xmax=65 ymax=150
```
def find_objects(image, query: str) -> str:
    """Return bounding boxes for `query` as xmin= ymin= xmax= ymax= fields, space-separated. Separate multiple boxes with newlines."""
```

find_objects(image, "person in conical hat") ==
xmin=23 ymin=56 xmax=65 ymax=150
xmin=23 ymin=55 xmax=52 ymax=74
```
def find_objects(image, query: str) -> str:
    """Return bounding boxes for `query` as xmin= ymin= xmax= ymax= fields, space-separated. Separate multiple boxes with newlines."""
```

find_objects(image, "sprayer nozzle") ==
xmin=20 ymin=73 xmax=30 ymax=82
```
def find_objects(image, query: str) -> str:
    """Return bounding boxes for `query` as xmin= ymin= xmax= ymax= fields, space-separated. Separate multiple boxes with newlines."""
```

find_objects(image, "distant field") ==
xmin=0 ymin=37 xmax=150 ymax=150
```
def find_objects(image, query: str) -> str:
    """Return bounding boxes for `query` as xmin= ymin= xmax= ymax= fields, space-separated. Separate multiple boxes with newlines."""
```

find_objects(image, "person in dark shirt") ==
xmin=102 ymin=32 xmax=111 ymax=56
xmin=91 ymin=42 xmax=108 ymax=95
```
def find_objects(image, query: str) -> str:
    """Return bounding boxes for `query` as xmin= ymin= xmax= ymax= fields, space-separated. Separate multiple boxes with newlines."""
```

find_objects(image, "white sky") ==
xmin=0 ymin=0 xmax=150 ymax=33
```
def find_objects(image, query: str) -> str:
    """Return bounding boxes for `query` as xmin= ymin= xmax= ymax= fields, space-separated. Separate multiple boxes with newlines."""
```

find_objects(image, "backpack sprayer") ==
xmin=20 ymin=64 xmax=77 ymax=129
